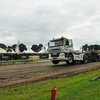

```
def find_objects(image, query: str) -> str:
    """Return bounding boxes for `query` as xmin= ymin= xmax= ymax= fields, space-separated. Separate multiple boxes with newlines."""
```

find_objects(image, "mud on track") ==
xmin=0 ymin=61 xmax=100 ymax=90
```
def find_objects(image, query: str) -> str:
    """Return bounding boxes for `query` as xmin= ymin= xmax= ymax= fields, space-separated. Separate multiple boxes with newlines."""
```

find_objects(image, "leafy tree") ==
xmin=83 ymin=44 xmax=100 ymax=51
xmin=39 ymin=44 xmax=43 ymax=48
xmin=12 ymin=44 xmax=17 ymax=51
xmin=7 ymin=46 xmax=12 ymax=52
xmin=12 ymin=43 xmax=27 ymax=52
xmin=31 ymin=45 xmax=38 ymax=52
xmin=19 ymin=43 xmax=27 ymax=52
xmin=83 ymin=44 xmax=88 ymax=51
xmin=38 ymin=44 xmax=43 ymax=51
xmin=31 ymin=44 xmax=43 ymax=52
xmin=94 ymin=44 xmax=100 ymax=50
xmin=0 ymin=43 xmax=6 ymax=50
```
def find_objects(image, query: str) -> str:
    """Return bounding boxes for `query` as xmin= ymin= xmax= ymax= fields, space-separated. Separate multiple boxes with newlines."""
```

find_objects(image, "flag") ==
xmin=79 ymin=46 xmax=83 ymax=50
xmin=15 ymin=41 xmax=20 ymax=53
xmin=93 ymin=47 xmax=94 ymax=50
xmin=43 ymin=44 xmax=48 ymax=47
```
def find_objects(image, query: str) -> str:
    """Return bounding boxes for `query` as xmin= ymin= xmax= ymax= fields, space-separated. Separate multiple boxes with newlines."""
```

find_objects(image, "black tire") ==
xmin=98 ymin=56 xmax=100 ymax=61
xmin=91 ymin=53 xmax=97 ymax=62
xmin=73 ymin=60 xmax=76 ymax=64
xmin=67 ymin=55 xmax=74 ymax=65
xmin=52 ymin=61 xmax=59 ymax=64
xmin=80 ymin=55 xmax=88 ymax=64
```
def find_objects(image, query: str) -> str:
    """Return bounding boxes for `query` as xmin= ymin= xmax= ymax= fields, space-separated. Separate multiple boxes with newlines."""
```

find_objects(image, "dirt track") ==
xmin=0 ymin=61 xmax=100 ymax=90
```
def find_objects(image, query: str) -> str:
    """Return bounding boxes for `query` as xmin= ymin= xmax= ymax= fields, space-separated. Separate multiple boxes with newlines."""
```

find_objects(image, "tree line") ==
xmin=83 ymin=44 xmax=100 ymax=51
xmin=1 ymin=43 xmax=100 ymax=52
xmin=0 ymin=43 xmax=43 ymax=52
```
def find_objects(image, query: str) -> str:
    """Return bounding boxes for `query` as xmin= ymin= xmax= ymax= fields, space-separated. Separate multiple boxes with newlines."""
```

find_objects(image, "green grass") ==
xmin=0 ymin=58 xmax=49 ymax=63
xmin=0 ymin=69 xmax=100 ymax=100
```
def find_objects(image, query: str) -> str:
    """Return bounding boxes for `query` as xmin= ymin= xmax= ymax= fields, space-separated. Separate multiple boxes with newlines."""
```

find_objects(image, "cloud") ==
xmin=0 ymin=0 xmax=100 ymax=50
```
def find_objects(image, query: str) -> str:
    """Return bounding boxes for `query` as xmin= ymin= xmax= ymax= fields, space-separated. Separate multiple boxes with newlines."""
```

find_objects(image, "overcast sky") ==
xmin=0 ymin=0 xmax=100 ymax=50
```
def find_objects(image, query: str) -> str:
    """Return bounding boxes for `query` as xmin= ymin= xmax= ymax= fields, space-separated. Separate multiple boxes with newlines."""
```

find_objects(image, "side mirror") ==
xmin=48 ymin=42 xmax=49 ymax=47
xmin=65 ymin=41 xmax=69 ymax=45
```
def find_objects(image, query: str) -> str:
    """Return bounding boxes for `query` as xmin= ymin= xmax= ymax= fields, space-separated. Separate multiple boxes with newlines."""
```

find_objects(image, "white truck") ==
xmin=48 ymin=36 xmax=88 ymax=65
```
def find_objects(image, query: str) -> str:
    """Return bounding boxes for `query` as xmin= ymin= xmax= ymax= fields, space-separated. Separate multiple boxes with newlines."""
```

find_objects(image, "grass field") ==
xmin=0 ymin=58 xmax=49 ymax=63
xmin=0 ymin=69 xmax=100 ymax=100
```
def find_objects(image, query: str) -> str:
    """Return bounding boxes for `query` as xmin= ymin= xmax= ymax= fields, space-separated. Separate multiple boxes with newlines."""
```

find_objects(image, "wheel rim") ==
xmin=85 ymin=59 xmax=87 ymax=63
xmin=84 ymin=56 xmax=87 ymax=63
xmin=68 ymin=57 xmax=73 ymax=63
xmin=99 ymin=57 xmax=100 ymax=61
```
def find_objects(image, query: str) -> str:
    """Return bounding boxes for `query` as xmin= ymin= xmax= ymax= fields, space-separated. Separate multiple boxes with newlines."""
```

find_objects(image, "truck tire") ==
xmin=80 ymin=55 xmax=88 ymax=64
xmin=98 ymin=56 xmax=100 ymax=61
xmin=52 ymin=61 xmax=59 ymax=64
xmin=91 ymin=53 xmax=97 ymax=62
xmin=67 ymin=55 xmax=74 ymax=65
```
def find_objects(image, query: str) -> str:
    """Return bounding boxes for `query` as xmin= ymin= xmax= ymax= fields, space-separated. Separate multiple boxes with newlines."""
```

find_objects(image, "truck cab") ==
xmin=48 ymin=36 xmax=87 ymax=65
xmin=48 ymin=37 xmax=73 ymax=53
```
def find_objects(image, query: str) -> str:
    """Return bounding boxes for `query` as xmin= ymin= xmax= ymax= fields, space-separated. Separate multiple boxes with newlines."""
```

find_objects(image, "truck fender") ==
xmin=80 ymin=54 xmax=88 ymax=64
xmin=66 ymin=54 xmax=75 ymax=64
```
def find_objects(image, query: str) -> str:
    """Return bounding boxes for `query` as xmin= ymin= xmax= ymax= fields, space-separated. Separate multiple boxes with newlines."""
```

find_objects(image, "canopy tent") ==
xmin=0 ymin=48 xmax=7 ymax=53
xmin=7 ymin=49 xmax=15 ymax=53
xmin=11 ymin=50 xmax=15 ymax=53
xmin=38 ymin=48 xmax=48 ymax=53
xmin=23 ymin=47 xmax=35 ymax=53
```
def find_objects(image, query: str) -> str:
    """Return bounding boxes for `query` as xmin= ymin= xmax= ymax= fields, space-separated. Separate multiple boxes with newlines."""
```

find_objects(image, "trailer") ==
xmin=48 ymin=36 xmax=100 ymax=65
xmin=85 ymin=50 xmax=100 ymax=62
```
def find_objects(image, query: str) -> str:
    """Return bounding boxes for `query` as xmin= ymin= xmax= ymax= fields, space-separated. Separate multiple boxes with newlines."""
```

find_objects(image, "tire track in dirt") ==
xmin=0 ymin=61 xmax=100 ymax=90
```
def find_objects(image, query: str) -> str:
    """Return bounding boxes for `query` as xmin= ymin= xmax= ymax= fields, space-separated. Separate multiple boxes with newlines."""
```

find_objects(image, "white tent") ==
xmin=7 ymin=49 xmax=15 ymax=53
xmin=0 ymin=48 xmax=7 ymax=53
xmin=12 ymin=50 xmax=15 ymax=53
xmin=23 ymin=47 xmax=35 ymax=53
xmin=38 ymin=48 xmax=48 ymax=53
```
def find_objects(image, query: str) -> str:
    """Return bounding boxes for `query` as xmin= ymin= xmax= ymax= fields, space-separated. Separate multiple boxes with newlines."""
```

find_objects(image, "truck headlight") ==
xmin=60 ymin=53 xmax=65 ymax=56
xmin=61 ymin=48 xmax=64 ymax=52
xmin=49 ymin=54 xmax=51 ymax=57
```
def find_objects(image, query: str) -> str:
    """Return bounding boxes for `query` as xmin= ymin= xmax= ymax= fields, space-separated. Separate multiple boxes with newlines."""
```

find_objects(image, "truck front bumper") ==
xmin=49 ymin=53 xmax=68 ymax=61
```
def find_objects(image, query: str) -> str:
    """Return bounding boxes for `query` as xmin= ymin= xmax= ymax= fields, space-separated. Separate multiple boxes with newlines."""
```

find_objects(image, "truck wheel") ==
xmin=98 ymin=56 xmax=100 ymax=61
xmin=91 ymin=53 xmax=97 ymax=62
xmin=80 ymin=55 xmax=88 ymax=64
xmin=52 ymin=61 xmax=59 ymax=64
xmin=67 ymin=55 xmax=74 ymax=65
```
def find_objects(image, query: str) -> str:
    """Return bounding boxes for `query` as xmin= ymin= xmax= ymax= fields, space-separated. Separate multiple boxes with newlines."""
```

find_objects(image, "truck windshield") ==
xmin=49 ymin=38 xmax=63 ymax=47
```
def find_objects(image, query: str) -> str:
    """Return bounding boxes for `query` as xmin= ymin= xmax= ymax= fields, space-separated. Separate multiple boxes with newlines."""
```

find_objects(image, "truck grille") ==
xmin=49 ymin=49 xmax=61 ymax=53
xmin=52 ymin=49 xmax=61 ymax=52
xmin=51 ymin=53 xmax=60 ymax=57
